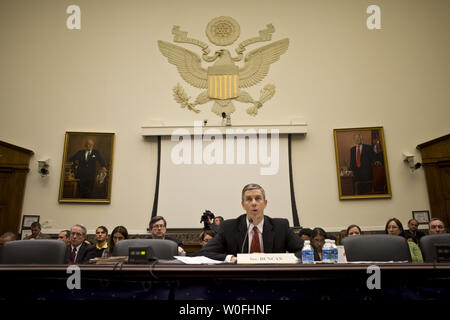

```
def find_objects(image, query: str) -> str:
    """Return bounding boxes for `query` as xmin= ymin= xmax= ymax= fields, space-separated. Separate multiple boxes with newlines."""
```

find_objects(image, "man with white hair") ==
xmin=64 ymin=224 xmax=96 ymax=264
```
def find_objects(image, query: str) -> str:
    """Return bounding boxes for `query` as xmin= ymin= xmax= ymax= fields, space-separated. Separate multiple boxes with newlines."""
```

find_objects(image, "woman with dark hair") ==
xmin=311 ymin=227 xmax=327 ymax=261
xmin=199 ymin=229 xmax=217 ymax=247
xmin=346 ymin=224 xmax=362 ymax=237
xmin=298 ymin=228 xmax=313 ymax=241
xmin=108 ymin=226 xmax=129 ymax=256
xmin=385 ymin=218 xmax=406 ymax=237
xmin=384 ymin=218 xmax=423 ymax=262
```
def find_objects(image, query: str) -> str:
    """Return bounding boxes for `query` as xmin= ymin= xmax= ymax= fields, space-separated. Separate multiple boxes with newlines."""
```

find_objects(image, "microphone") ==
xmin=240 ymin=218 xmax=253 ymax=253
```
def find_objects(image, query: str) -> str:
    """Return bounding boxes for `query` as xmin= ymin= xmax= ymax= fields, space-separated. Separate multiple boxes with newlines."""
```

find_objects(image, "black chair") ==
xmin=112 ymin=239 xmax=178 ymax=260
xmin=342 ymin=234 xmax=411 ymax=262
xmin=419 ymin=234 xmax=450 ymax=262
xmin=0 ymin=240 xmax=67 ymax=264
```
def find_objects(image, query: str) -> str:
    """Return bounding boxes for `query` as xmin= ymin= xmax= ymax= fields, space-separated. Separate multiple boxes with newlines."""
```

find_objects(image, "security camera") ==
xmin=402 ymin=152 xmax=421 ymax=171
xmin=38 ymin=159 xmax=50 ymax=177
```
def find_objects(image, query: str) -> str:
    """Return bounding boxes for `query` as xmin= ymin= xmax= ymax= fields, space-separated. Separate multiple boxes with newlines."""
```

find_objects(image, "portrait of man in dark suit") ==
xmin=70 ymin=138 xmax=107 ymax=198
xmin=334 ymin=127 xmax=391 ymax=199
xmin=59 ymin=132 xmax=114 ymax=203
xmin=349 ymin=133 xmax=375 ymax=194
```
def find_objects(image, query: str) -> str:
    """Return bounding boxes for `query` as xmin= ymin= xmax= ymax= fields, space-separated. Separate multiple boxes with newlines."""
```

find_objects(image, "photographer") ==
xmin=201 ymin=210 xmax=219 ymax=232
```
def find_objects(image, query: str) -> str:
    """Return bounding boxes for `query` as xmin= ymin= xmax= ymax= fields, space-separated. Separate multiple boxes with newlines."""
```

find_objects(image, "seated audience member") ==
xmin=94 ymin=226 xmax=109 ymax=257
xmin=200 ymin=229 xmax=217 ymax=247
xmin=24 ymin=222 xmax=49 ymax=240
xmin=0 ymin=232 xmax=16 ymax=246
xmin=64 ymin=224 xmax=97 ymax=264
xmin=147 ymin=216 xmax=185 ymax=256
xmin=404 ymin=219 xmax=425 ymax=244
xmin=311 ymin=227 xmax=327 ymax=261
xmin=108 ymin=226 xmax=128 ymax=256
xmin=298 ymin=228 xmax=313 ymax=241
xmin=188 ymin=229 xmax=218 ymax=257
xmin=214 ymin=216 xmax=224 ymax=227
xmin=58 ymin=230 xmax=71 ymax=245
xmin=346 ymin=224 xmax=362 ymax=237
xmin=429 ymin=218 xmax=447 ymax=234
xmin=385 ymin=218 xmax=423 ymax=263
xmin=200 ymin=183 xmax=303 ymax=262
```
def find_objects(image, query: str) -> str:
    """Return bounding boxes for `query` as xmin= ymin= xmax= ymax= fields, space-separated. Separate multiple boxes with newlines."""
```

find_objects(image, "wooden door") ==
xmin=417 ymin=134 xmax=450 ymax=227
xmin=0 ymin=141 xmax=33 ymax=235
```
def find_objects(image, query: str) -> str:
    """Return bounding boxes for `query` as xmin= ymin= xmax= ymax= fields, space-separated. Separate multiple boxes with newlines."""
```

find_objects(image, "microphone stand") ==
xmin=240 ymin=218 xmax=254 ymax=254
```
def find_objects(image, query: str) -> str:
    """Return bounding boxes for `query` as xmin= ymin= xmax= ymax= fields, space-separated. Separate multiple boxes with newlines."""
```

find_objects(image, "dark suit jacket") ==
xmin=146 ymin=235 xmax=184 ymax=248
xmin=350 ymin=144 xmax=374 ymax=181
xmin=70 ymin=149 xmax=106 ymax=181
xmin=405 ymin=229 xmax=425 ymax=244
xmin=199 ymin=214 xmax=304 ymax=261
xmin=65 ymin=242 xmax=97 ymax=264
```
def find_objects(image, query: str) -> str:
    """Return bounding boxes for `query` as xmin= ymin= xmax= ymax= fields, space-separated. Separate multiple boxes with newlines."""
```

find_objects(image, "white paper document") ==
xmin=174 ymin=256 xmax=226 ymax=265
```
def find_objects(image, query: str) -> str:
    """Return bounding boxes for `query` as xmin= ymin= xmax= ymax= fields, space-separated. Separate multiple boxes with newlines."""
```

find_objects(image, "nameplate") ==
xmin=237 ymin=253 xmax=298 ymax=264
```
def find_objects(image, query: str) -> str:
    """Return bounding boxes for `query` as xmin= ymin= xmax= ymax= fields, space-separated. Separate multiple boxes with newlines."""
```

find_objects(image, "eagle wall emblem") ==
xmin=158 ymin=16 xmax=289 ymax=117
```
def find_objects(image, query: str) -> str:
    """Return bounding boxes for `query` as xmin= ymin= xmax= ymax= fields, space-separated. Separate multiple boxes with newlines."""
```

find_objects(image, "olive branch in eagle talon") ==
xmin=158 ymin=33 xmax=288 ymax=117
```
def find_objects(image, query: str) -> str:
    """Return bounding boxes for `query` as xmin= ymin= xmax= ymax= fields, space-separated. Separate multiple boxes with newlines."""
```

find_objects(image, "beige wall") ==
xmin=1 ymin=0 xmax=449 ymax=233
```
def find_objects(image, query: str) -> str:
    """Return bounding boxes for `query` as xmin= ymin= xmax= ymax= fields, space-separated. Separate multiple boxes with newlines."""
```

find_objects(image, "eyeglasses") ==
xmin=152 ymin=224 xmax=166 ymax=229
xmin=430 ymin=225 xmax=444 ymax=229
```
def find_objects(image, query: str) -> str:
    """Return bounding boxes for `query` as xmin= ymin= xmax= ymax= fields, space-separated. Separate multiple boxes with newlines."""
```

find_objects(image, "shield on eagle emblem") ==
xmin=208 ymin=65 xmax=239 ymax=100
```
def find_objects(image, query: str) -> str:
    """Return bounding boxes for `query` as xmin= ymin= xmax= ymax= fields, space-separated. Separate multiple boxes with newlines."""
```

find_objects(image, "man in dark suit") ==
xmin=349 ymin=134 xmax=375 ymax=194
xmin=70 ymin=138 xmax=107 ymax=198
xmin=147 ymin=216 xmax=186 ymax=255
xmin=200 ymin=183 xmax=303 ymax=262
xmin=64 ymin=224 xmax=97 ymax=264
xmin=404 ymin=218 xmax=425 ymax=244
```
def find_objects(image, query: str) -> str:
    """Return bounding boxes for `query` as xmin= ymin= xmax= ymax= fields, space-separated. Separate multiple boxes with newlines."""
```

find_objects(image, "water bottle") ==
xmin=301 ymin=240 xmax=314 ymax=264
xmin=331 ymin=240 xmax=338 ymax=263
xmin=322 ymin=239 xmax=333 ymax=263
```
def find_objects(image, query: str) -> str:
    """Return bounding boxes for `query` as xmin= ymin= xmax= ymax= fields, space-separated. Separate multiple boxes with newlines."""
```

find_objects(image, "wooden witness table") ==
xmin=1 ymin=262 xmax=449 ymax=302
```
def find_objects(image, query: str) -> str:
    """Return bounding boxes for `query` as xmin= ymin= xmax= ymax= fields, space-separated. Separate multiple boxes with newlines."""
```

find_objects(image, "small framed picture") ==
xmin=412 ymin=210 xmax=430 ymax=224
xmin=21 ymin=229 xmax=32 ymax=240
xmin=21 ymin=215 xmax=40 ymax=229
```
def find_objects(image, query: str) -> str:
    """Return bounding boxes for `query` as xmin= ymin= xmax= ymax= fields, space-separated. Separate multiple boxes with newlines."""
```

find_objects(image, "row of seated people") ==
xmin=0 ymin=215 xmax=223 ymax=264
xmin=298 ymin=217 xmax=447 ymax=263
xmin=0 ymin=180 xmax=447 ymax=264
xmin=2 ymin=216 xmax=445 ymax=264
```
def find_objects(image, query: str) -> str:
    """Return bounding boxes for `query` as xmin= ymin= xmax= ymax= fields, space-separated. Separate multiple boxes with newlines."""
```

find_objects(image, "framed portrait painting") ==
xmin=333 ymin=127 xmax=392 ymax=200
xmin=58 ymin=132 xmax=115 ymax=203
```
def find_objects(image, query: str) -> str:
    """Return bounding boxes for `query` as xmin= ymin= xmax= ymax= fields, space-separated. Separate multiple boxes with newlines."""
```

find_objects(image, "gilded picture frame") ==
xmin=333 ymin=127 xmax=392 ymax=200
xmin=58 ymin=132 xmax=115 ymax=203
